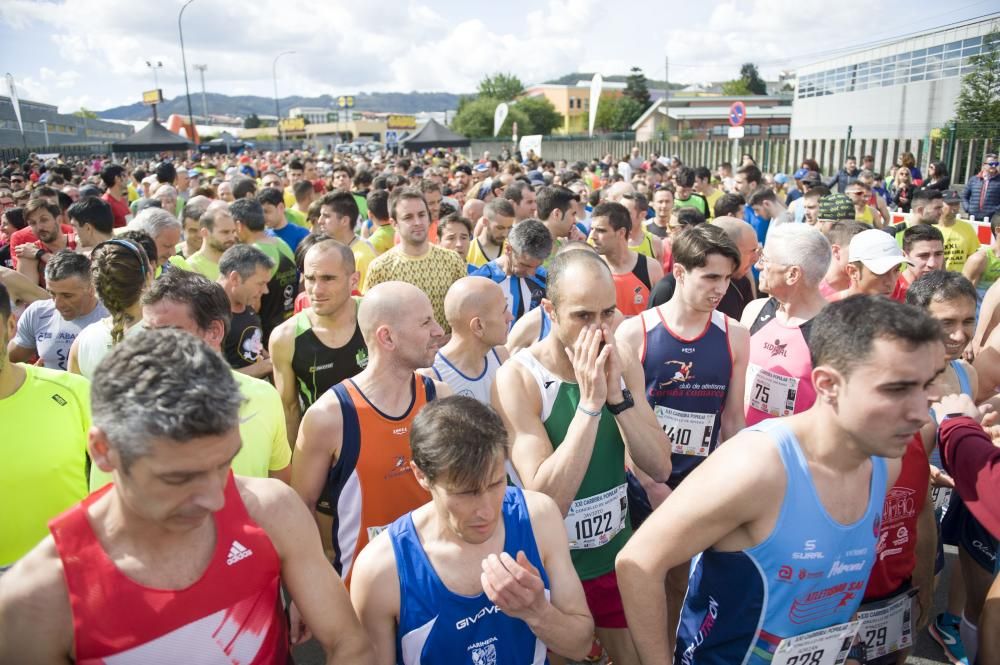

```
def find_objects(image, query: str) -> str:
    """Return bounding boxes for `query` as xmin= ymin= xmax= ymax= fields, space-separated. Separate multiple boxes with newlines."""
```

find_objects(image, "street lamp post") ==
xmin=178 ymin=0 xmax=197 ymax=144
xmin=145 ymin=60 xmax=163 ymax=90
xmin=272 ymin=50 xmax=295 ymax=151
xmin=40 ymin=119 xmax=49 ymax=147
xmin=193 ymin=64 xmax=208 ymax=119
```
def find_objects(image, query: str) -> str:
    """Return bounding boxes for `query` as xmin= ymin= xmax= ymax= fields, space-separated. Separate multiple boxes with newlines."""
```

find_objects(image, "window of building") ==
xmin=797 ymin=32 xmax=987 ymax=99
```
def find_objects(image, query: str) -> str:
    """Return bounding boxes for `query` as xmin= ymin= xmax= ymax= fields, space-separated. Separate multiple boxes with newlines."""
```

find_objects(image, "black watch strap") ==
xmin=606 ymin=388 xmax=634 ymax=415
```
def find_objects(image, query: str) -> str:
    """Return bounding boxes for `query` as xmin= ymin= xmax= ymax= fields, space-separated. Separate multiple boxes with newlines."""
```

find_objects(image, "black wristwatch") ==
xmin=34 ymin=248 xmax=46 ymax=262
xmin=606 ymin=388 xmax=635 ymax=415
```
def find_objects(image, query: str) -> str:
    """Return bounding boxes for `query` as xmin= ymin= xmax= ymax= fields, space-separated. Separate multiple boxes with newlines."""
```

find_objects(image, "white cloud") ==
xmin=0 ymin=0 xmax=985 ymax=113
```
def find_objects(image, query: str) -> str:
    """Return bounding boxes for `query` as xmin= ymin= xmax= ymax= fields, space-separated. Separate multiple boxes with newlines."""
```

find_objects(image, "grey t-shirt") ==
xmin=13 ymin=299 xmax=108 ymax=370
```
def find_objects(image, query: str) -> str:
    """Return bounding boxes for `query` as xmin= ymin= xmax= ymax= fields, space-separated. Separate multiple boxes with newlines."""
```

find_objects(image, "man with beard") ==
xmin=13 ymin=199 xmax=76 ymax=287
xmin=187 ymin=203 xmax=238 ymax=281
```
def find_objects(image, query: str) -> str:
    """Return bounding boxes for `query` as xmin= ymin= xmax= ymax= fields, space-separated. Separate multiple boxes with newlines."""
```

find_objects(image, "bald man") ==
xmin=647 ymin=215 xmax=758 ymax=319
xmin=420 ymin=277 xmax=512 ymax=403
xmin=292 ymin=281 xmax=452 ymax=582
xmin=462 ymin=198 xmax=485 ymax=222
xmin=493 ymin=250 xmax=671 ymax=665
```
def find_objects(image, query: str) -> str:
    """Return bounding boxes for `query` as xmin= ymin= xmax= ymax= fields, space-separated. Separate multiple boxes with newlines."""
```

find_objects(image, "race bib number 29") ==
xmin=771 ymin=620 xmax=861 ymax=665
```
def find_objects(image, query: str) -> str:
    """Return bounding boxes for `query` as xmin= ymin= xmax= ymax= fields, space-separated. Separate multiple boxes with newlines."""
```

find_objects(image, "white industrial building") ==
xmin=791 ymin=14 xmax=998 ymax=140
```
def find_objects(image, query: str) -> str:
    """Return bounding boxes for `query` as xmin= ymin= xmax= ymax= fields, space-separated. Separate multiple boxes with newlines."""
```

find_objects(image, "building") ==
xmin=522 ymin=81 xmax=667 ymax=135
xmin=631 ymin=96 xmax=793 ymax=142
xmin=792 ymin=14 xmax=998 ymax=140
xmin=0 ymin=95 xmax=133 ymax=149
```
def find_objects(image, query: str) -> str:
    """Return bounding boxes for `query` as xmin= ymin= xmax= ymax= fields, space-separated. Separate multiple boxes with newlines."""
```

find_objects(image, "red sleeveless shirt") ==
xmin=49 ymin=473 xmax=289 ymax=664
xmin=864 ymin=435 xmax=930 ymax=599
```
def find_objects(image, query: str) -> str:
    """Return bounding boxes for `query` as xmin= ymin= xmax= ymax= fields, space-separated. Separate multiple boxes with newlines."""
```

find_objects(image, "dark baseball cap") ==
xmin=818 ymin=193 xmax=855 ymax=221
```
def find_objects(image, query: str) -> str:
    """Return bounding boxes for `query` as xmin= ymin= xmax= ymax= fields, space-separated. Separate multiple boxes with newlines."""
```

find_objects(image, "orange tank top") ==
xmin=612 ymin=255 xmax=652 ymax=317
xmin=323 ymin=374 xmax=436 ymax=583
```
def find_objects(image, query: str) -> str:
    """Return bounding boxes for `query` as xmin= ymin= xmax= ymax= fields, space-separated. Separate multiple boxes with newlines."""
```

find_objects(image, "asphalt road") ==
xmin=292 ymin=549 xmax=964 ymax=664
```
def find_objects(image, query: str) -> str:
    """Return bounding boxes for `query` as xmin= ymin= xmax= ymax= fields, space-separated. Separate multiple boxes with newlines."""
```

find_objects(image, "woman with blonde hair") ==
xmin=892 ymin=166 xmax=915 ymax=213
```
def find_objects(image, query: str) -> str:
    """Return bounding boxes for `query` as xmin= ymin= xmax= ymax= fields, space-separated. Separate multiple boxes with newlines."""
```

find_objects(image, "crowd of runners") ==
xmin=0 ymin=145 xmax=998 ymax=665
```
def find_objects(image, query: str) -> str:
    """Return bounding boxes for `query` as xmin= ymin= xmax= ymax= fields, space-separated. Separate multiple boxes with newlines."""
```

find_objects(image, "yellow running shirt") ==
xmin=89 ymin=370 xmax=290 ymax=490
xmin=1 ymin=365 xmax=90 ymax=565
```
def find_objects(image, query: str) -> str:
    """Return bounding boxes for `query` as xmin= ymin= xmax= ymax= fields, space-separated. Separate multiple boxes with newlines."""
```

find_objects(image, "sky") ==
xmin=0 ymin=0 xmax=995 ymax=114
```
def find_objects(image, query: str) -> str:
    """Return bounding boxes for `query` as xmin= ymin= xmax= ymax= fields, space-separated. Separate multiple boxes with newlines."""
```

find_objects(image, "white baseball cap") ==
xmin=848 ymin=229 xmax=912 ymax=275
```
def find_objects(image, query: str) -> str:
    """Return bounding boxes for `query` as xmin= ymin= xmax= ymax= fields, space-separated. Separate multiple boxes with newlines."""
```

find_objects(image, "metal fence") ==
xmin=0 ymin=143 xmax=112 ymax=163
xmin=469 ymin=132 xmax=999 ymax=186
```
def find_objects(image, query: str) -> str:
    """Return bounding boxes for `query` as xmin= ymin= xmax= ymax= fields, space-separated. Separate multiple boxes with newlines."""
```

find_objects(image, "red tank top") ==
xmin=864 ymin=435 xmax=929 ymax=599
xmin=612 ymin=254 xmax=652 ymax=317
xmin=49 ymin=473 xmax=289 ymax=664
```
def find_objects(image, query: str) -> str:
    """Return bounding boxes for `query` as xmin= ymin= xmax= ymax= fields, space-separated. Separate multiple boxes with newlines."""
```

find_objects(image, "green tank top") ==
xmin=513 ymin=349 xmax=631 ymax=580
xmin=981 ymin=248 xmax=1000 ymax=290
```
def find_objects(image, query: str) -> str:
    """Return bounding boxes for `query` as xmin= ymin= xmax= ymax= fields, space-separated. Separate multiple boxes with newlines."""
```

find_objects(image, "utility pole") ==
xmin=664 ymin=55 xmax=670 ymax=139
xmin=194 ymin=64 xmax=208 ymax=119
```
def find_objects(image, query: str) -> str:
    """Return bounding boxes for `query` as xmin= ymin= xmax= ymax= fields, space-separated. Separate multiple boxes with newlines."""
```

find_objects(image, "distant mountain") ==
xmin=97 ymin=91 xmax=467 ymax=121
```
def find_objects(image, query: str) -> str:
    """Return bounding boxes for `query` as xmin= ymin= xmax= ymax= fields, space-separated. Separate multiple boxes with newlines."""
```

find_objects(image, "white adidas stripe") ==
xmin=226 ymin=540 xmax=253 ymax=565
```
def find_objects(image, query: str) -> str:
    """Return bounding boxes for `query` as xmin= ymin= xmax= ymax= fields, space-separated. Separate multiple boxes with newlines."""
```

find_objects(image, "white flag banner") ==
xmin=519 ymin=135 xmax=542 ymax=158
xmin=493 ymin=102 xmax=509 ymax=137
xmin=5 ymin=73 xmax=25 ymax=136
xmin=588 ymin=73 xmax=602 ymax=137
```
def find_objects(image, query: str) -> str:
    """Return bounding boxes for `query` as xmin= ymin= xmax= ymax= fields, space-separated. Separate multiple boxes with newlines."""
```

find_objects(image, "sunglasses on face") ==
xmin=987 ymin=162 xmax=999 ymax=167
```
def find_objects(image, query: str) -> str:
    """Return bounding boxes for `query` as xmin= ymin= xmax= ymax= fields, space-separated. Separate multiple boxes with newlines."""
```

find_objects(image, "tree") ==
xmin=721 ymin=79 xmax=753 ymax=96
xmin=593 ymin=95 xmax=645 ymax=132
xmin=477 ymin=73 xmax=525 ymax=101
xmin=954 ymin=29 xmax=1000 ymax=126
xmin=243 ymin=113 xmax=261 ymax=129
xmin=624 ymin=66 xmax=651 ymax=107
xmin=73 ymin=107 xmax=98 ymax=119
xmin=451 ymin=96 xmax=530 ymax=138
xmin=515 ymin=96 xmax=564 ymax=135
xmin=740 ymin=63 xmax=767 ymax=95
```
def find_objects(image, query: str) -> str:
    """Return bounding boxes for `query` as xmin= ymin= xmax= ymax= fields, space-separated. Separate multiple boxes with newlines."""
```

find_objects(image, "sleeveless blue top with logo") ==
xmin=640 ymin=308 xmax=733 ymax=488
xmin=675 ymin=419 xmax=887 ymax=664
xmin=391 ymin=486 xmax=550 ymax=665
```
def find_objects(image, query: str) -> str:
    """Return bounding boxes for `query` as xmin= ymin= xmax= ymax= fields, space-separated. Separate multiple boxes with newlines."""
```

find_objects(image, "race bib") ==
xmin=931 ymin=486 xmax=952 ymax=513
xmin=747 ymin=363 xmax=800 ymax=417
xmin=771 ymin=620 xmax=860 ymax=665
xmin=564 ymin=484 xmax=628 ymax=550
xmin=857 ymin=589 xmax=917 ymax=658
xmin=654 ymin=405 xmax=716 ymax=457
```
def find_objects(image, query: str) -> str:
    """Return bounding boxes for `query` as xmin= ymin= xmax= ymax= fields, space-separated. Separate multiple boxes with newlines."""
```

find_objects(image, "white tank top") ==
xmin=430 ymin=348 xmax=502 ymax=404
xmin=75 ymin=317 xmax=144 ymax=379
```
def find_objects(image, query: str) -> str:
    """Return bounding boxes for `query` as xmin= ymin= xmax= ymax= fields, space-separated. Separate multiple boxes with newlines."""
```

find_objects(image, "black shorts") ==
xmin=941 ymin=493 xmax=998 ymax=573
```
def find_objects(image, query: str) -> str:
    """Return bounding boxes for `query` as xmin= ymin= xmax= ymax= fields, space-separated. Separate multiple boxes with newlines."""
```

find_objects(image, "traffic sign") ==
xmin=385 ymin=130 xmax=398 ymax=147
xmin=729 ymin=101 xmax=747 ymax=127
xmin=728 ymin=126 xmax=745 ymax=139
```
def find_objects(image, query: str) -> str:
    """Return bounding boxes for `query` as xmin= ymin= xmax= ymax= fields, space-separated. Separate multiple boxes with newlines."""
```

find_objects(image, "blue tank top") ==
xmin=930 ymin=360 xmax=973 ymax=470
xmin=675 ymin=419 xmax=887 ymax=665
xmin=640 ymin=308 xmax=732 ymax=488
xmin=391 ymin=487 xmax=550 ymax=665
